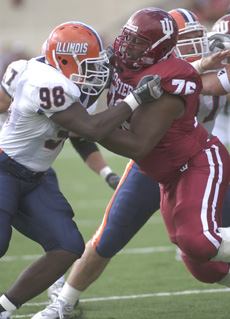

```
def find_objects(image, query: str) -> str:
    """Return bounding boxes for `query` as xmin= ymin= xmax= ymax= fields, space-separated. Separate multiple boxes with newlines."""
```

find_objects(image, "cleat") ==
xmin=31 ymin=299 xmax=74 ymax=319
xmin=48 ymin=282 xmax=64 ymax=304
xmin=0 ymin=311 xmax=12 ymax=319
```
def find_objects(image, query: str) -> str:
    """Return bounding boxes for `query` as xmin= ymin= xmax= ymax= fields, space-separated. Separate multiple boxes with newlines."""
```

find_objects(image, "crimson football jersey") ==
xmin=107 ymin=56 xmax=210 ymax=184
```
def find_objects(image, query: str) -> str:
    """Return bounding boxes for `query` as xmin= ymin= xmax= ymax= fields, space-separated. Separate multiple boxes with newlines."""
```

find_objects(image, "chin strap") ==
xmin=71 ymin=49 xmax=83 ymax=75
xmin=52 ymin=50 xmax=62 ymax=73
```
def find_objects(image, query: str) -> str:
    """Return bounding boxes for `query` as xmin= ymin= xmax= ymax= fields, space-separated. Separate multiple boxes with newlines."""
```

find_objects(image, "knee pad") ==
xmin=218 ymin=268 xmax=230 ymax=287
xmin=210 ymin=227 xmax=230 ymax=262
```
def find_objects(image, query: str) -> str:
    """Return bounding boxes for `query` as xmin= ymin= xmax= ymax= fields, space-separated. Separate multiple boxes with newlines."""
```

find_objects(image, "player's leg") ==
xmin=66 ymin=161 xmax=160 ymax=291
xmin=1 ymin=177 xmax=85 ymax=314
xmin=42 ymin=168 xmax=69 ymax=302
xmin=32 ymin=160 xmax=161 ymax=319
xmin=220 ymin=185 xmax=230 ymax=227
xmin=176 ymin=184 xmax=230 ymax=261
xmin=0 ymin=169 xmax=21 ymax=258
xmin=212 ymin=109 xmax=230 ymax=228
xmin=162 ymin=140 xmax=230 ymax=284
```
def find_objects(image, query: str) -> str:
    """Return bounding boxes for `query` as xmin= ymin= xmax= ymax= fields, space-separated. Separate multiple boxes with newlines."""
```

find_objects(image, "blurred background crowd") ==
xmin=0 ymin=0 xmax=229 ymax=81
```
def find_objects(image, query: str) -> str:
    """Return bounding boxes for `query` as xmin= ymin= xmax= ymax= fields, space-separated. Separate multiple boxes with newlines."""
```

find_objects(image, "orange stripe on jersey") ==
xmin=91 ymin=159 xmax=134 ymax=249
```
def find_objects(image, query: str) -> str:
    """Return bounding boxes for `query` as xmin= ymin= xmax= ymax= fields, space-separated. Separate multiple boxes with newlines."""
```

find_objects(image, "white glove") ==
xmin=209 ymin=33 xmax=230 ymax=51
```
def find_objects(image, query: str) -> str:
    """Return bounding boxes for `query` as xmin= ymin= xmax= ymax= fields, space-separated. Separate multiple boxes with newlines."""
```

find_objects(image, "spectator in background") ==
xmin=189 ymin=0 xmax=229 ymax=24
xmin=0 ymin=41 xmax=31 ymax=81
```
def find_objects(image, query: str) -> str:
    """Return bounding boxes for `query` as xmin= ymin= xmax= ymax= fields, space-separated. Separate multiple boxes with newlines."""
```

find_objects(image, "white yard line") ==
xmin=13 ymin=288 xmax=230 ymax=317
xmin=1 ymin=246 xmax=175 ymax=262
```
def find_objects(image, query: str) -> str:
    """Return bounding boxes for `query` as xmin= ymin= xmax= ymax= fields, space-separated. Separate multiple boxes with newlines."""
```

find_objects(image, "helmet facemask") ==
xmin=70 ymin=50 xmax=110 ymax=95
xmin=174 ymin=23 xmax=210 ymax=62
xmin=114 ymin=28 xmax=151 ymax=69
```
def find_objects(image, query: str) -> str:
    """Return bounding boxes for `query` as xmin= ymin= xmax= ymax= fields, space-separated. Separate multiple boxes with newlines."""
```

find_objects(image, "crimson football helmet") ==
xmin=212 ymin=14 xmax=230 ymax=34
xmin=169 ymin=8 xmax=209 ymax=62
xmin=45 ymin=21 xmax=110 ymax=95
xmin=113 ymin=7 xmax=178 ymax=69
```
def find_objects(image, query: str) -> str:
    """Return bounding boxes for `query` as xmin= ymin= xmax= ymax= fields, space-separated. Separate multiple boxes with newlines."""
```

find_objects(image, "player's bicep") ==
xmin=100 ymin=92 xmax=185 ymax=161
xmin=0 ymin=87 xmax=11 ymax=113
xmin=131 ymin=92 xmax=185 ymax=148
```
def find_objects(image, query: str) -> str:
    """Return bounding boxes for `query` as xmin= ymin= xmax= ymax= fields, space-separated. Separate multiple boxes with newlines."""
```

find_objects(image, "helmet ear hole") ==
xmin=61 ymin=59 xmax=68 ymax=65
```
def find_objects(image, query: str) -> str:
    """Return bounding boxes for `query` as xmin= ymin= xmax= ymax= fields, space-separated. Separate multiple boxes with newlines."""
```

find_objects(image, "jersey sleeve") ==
xmin=1 ymin=59 xmax=28 ymax=97
xmin=160 ymin=58 xmax=202 ymax=96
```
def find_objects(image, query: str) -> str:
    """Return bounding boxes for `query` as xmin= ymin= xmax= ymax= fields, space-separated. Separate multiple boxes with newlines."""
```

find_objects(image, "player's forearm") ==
xmin=99 ymin=130 xmax=148 ymax=162
xmin=201 ymin=68 xmax=230 ymax=95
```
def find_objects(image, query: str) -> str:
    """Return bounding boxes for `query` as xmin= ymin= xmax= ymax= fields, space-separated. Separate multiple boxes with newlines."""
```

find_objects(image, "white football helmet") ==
xmin=169 ymin=8 xmax=210 ymax=62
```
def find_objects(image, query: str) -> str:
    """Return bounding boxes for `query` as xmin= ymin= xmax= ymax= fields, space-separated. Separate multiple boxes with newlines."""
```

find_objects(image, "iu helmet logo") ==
xmin=215 ymin=20 xmax=229 ymax=33
xmin=212 ymin=14 xmax=230 ymax=35
xmin=160 ymin=18 xmax=174 ymax=37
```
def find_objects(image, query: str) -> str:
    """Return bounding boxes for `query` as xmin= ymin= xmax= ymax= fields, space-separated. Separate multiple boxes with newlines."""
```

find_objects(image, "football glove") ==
xmin=105 ymin=172 xmax=121 ymax=190
xmin=209 ymin=33 xmax=230 ymax=51
xmin=104 ymin=45 xmax=115 ymax=88
xmin=105 ymin=44 xmax=115 ymax=63
xmin=132 ymin=75 xmax=163 ymax=105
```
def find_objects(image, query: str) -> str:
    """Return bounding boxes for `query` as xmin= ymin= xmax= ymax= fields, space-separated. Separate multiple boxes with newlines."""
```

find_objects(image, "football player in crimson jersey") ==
xmin=169 ymin=8 xmax=230 ymax=260
xmin=0 ymin=20 xmax=161 ymax=319
xmin=32 ymin=8 xmax=230 ymax=319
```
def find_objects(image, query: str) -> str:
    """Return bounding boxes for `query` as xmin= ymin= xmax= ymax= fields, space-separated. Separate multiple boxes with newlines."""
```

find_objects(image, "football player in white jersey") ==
xmin=208 ymin=14 xmax=230 ymax=149
xmin=0 ymin=59 xmax=121 ymax=189
xmin=0 ymin=56 xmax=121 ymax=300
xmin=0 ymin=21 xmax=163 ymax=319
xmin=31 ymin=9 xmax=230 ymax=319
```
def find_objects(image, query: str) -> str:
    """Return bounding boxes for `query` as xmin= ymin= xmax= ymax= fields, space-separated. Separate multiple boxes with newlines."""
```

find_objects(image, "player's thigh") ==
xmin=0 ymin=168 xmax=21 ymax=216
xmin=167 ymin=146 xmax=229 ymax=261
xmin=44 ymin=167 xmax=59 ymax=186
xmin=0 ymin=169 xmax=21 ymax=255
xmin=93 ymin=161 xmax=160 ymax=257
xmin=13 ymin=179 xmax=85 ymax=255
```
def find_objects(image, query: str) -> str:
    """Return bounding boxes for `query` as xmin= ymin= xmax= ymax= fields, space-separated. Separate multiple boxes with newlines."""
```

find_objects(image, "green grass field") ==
xmin=1 ymin=140 xmax=230 ymax=319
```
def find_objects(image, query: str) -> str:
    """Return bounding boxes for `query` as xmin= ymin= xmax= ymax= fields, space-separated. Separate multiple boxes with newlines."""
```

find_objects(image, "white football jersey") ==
xmin=0 ymin=57 xmax=85 ymax=172
xmin=0 ymin=59 xmax=28 ymax=128
xmin=196 ymin=93 xmax=227 ymax=134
